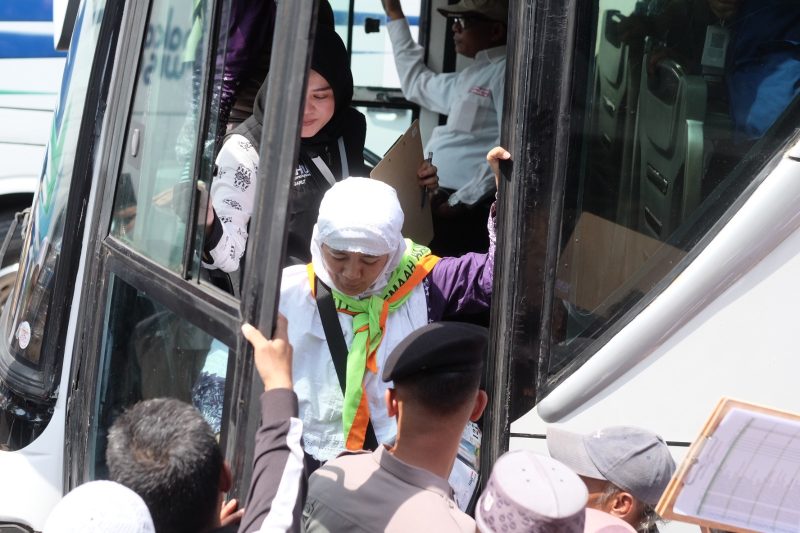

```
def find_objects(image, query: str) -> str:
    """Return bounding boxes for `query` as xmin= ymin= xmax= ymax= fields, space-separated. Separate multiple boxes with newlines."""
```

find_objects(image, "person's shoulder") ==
xmin=319 ymin=449 xmax=373 ymax=469
xmin=281 ymin=264 xmax=310 ymax=286
xmin=311 ymin=450 xmax=375 ymax=480
xmin=216 ymin=133 xmax=258 ymax=166
xmin=279 ymin=265 xmax=313 ymax=302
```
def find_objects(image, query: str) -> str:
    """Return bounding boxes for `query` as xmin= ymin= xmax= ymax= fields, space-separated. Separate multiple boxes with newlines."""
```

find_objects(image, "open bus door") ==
xmin=58 ymin=0 xmax=319 ymax=502
xmin=0 ymin=0 xmax=320 ymax=527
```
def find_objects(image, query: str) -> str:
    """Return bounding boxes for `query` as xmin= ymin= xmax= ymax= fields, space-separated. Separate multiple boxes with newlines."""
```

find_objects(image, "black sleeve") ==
xmin=341 ymin=107 xmax=370 ymax=177
xmin=203 ymin=212 xmax=224 ymax=255
xmin=238 ymin=389 xmax=307 ymax=533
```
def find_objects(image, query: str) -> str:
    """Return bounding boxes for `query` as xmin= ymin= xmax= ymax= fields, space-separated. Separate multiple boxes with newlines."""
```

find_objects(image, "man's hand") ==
xmin=219 ymin=499 xmax=244 ymax=527
xmin=487 ymin=146 xmax=511 ymax=189
xmin=381 ymin=0 xmax=405 ymax=20
xmin=242 ymin=315 xmax=293 ymax=391
xmin=417 ymin=160 xmax=439 ymax=196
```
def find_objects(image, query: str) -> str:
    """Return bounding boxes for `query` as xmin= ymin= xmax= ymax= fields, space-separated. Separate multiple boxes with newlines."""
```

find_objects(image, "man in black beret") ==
xmin=303 ymin=322 xmax=489 ymax=532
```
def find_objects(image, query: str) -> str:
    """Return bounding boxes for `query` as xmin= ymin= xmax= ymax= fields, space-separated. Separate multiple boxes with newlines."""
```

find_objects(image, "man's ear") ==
xmin=606 ymin=491 xmax=637 ymax=522
xmin=385 ymin=388 xmax=399 ymax=418
xmin=220 ymin=461 xmax=233 ymax=493
xmin=490 ymin=22 xmax=507 ymax=46
xmin=470 ymin=389 xmax=489 ymax=421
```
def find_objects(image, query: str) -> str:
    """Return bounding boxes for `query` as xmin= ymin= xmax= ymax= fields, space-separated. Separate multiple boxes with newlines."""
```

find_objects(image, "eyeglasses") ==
xmin=451 ymin=15 xmax=489 ymax=31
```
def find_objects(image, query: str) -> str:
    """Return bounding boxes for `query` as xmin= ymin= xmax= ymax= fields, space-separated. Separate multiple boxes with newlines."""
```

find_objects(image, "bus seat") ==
xmin=584 ymin=10 xmax=643 ymax=224
xmin=637 ymin=57 xmax=706 ymax=240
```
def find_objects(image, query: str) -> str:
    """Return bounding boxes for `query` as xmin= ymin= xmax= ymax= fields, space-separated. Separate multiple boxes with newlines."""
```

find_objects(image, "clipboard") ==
xmin=370 ymin=120 xmax=433 ymax=245
xmin=657 ymin=397 xmax=800 ymax=533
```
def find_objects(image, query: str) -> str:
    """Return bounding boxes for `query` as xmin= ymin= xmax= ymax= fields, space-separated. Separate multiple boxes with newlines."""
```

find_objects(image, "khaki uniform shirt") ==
xmin=303 ymin=447 xmax=475 ymax=533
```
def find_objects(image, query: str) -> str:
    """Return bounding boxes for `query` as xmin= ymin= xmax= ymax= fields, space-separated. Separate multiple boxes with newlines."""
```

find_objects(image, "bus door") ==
xmin=60 ymin=0 xmax=319 ymax=500
xmin=485 ymin=0 xmax=800 ymax=471
xmin=0 ymin=1 xmax=318 ymax=524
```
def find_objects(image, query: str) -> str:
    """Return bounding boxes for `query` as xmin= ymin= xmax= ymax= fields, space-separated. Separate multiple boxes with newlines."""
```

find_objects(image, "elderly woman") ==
xmin=279 ymin=147 xmax=510 ymax=462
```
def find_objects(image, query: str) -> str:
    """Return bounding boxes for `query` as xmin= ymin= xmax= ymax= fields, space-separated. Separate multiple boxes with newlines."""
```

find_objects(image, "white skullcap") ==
xmin=311 ymin=177 xmax=407 ymax=296
xmin=43 ymin=480 xmax=155 ymax=533
xmin=476 ymin=451 xmax=588 ymax=533
xmin=316 ymin=177 xmax=404 ymax=256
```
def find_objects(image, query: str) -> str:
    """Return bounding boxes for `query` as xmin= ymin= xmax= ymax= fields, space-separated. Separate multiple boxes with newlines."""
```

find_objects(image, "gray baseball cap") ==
xmin=546 ymin=425 xmax=676 ymax=507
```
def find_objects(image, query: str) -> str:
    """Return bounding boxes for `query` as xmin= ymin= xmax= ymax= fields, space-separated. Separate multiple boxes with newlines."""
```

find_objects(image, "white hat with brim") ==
xmin=437 ymin=0 xmax=508 ymax=23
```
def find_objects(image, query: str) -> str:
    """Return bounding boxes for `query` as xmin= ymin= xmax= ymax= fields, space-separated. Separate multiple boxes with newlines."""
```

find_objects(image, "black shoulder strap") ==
xmin=315 ymin=278 xmax=379 ymax=451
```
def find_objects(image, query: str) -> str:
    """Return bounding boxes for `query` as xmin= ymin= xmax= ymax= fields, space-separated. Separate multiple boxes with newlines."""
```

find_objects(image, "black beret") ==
xmin=382 ymin=322 xmax=489 ymax=383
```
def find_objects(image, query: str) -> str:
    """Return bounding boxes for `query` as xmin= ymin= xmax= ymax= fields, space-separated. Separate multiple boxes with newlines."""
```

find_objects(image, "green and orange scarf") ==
xmin=308 ymin=239 xmax=440 ymax=450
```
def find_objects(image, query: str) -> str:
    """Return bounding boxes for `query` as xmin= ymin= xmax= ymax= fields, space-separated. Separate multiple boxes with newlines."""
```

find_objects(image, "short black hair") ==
xmin=106 ymin=398 xmax=223 ymax=533
xmin=394 ymin=366 xmax=483 ymax=416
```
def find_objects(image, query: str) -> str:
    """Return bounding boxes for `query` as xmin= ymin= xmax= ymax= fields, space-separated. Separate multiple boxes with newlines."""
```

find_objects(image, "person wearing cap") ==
xmin=302 ymin=322 xmax=489 ymax=532
xmin=381 ymin=0 xmax=508 ymax=257
xmin=547 ymin=425 xmax=677 ymax=532
xmin=474 ymin=449 xmax=636 ymax=533
xmin=279 ymin=147 xmax=510 ymax=464
xmin=43 ymin=480 xmax=155 ymax=533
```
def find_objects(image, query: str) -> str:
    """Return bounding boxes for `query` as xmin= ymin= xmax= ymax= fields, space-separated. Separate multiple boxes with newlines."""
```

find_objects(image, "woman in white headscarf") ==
xmin=279 ymin=147 xmax=510 ymax=463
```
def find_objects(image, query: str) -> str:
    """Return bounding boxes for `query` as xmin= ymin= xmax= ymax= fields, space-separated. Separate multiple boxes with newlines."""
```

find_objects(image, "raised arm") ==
xmin=428 ymin=148 xmax=510 ymax=318
xmin=238 ymin=317 xmax=306 ymax=533
xmin=382 ymin=1 xmax=459 ymax=115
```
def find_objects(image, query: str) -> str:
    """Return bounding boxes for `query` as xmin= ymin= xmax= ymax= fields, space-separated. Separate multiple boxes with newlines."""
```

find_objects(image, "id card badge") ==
xmin=701 ymin=25 xmax=730 ymax=71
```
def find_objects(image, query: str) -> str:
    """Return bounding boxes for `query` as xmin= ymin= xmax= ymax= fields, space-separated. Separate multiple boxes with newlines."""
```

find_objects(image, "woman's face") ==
xmin=321 ymin=244 xmax=390 ymax=296
xmin=301 ymin=69 xmax=336 ymax=138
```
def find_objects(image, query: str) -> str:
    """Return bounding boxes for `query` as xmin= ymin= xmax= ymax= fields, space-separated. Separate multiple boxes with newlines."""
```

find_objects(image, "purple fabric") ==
xmin=427 ymin=204 xmax=496 ymax=321
xmin=220 ymin=0 xmax=277 ymax=126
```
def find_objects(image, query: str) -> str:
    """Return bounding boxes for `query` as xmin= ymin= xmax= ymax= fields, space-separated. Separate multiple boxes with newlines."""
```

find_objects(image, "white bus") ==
xmin=0 ymin=0 xmax=798 ymax=530
xmin=0 ymin=0 xmax=68 ymax=301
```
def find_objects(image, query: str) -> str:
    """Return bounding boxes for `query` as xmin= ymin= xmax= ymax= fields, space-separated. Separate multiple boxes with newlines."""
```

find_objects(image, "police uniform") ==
xmin=302 ymin=322 xmax=488 ymax=533
xmin=303 ymin=447 xmax=475 ymax=532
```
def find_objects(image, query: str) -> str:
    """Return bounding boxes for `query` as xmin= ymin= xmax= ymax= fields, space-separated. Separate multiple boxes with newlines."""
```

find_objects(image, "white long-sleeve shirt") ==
xmin=387 ymin=18 xmax=506 ymax=206
xmin=204 ymin=134 xmax=259 ymax=272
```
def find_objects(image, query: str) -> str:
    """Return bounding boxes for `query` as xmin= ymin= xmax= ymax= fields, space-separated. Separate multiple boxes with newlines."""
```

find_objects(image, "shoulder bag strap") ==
xmin=315 ymin=278 xmax=379 ymax=451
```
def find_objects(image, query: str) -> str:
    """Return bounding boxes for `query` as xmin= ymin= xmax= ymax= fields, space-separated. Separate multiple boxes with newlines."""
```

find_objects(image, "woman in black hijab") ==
xmin=204 ymin=27 xmax=432 ymax=271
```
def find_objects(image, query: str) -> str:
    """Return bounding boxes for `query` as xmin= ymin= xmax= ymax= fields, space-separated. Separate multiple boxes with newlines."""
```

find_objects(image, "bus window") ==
xmin=542 ymin=0 xmax=800 ymax=390
xmin=90 ymin=275 xmax=230 ymax=478
xmin=110 ymin=0 xmax=218 ymax=272
xmin=0 ymin=0 xmax=107 ymax=451
xmin=332 ymin=0 xmax=421 ymax=89
xmin=332 ymin=0 xmax=422 ymax=157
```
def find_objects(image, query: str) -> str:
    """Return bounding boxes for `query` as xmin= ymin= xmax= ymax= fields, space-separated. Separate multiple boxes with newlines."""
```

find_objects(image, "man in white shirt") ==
xmin=381 ymin=0 xmax=507 ymax=256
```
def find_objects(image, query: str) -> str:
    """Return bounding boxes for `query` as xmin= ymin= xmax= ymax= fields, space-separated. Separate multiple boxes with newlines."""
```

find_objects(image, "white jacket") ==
xmin=279 ymin=264 xmax=429 ymax=461
xmin=387 ymin=18 xmax=506 ymax=206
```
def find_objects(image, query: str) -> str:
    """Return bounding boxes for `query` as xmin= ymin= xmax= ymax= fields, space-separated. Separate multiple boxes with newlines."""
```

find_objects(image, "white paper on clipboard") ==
xmin=370 ymin=120 xmax=433 ymax=245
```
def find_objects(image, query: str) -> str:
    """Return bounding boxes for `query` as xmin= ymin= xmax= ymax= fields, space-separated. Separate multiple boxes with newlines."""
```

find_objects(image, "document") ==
xmin=370 ymin=120 xmax=433 ymax=245
xmin=658 ymin=398 xmax=800 ymax=533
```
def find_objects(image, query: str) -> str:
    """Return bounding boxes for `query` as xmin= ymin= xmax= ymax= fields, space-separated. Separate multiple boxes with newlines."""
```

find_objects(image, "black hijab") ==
xmin=232 ymin=26 xmax=354 ymax=150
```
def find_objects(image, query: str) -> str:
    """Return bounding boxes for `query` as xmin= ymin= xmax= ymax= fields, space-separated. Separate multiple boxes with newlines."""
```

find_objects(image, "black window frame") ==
xmin=483 ymin=0 xmax=800 ymax=474
xmin=64 ymin=0 xmax=319 ymax=501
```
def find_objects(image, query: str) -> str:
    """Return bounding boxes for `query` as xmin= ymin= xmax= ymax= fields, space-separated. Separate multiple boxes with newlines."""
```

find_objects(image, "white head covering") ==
xmin=43 ymin=480 xmax=155 ymax=533
xmin=476 ymin=451 xmax=587 ymax=533
xmin=310 ymin=177 xmax=407 ymax=297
